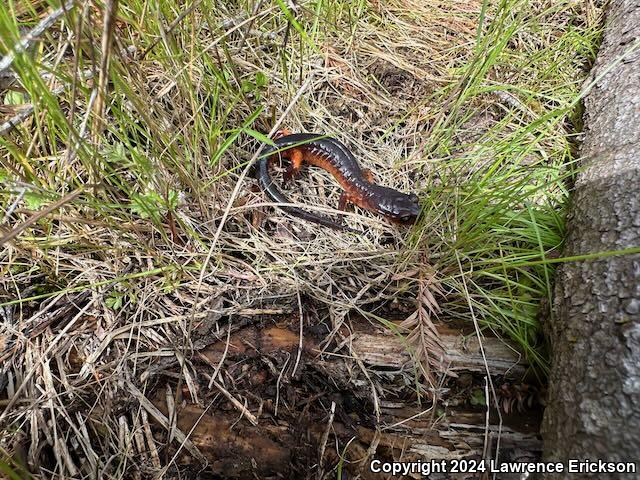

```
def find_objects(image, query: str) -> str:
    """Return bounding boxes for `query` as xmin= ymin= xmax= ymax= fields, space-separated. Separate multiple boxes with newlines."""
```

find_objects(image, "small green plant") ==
xmin=0 ymin=458 xmax=30 ymax=480
xmin=23 ymin=191 xmax=49 ymax=210
xmin=129 ymin=190 xmax=178 ymax=223
xmin=470 ymin=388 xmax=486 ymax=407
xmin=105 ymin=290 xmax=126 ymax=310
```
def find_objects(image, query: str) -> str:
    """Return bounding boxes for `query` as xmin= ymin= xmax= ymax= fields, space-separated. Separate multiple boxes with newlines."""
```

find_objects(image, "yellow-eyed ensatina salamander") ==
xmin=257 ymin=133 xmax=420 ymax=232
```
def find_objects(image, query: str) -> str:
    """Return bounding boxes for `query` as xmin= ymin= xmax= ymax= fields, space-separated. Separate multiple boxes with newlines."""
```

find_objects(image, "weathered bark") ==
xmin=541 ymin=0 xmax=640 ymax=475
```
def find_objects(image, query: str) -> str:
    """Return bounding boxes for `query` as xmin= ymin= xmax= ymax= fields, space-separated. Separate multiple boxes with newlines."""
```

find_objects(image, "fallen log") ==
xmin=201 ymin=321 xmax=528 ymax=378
xmin=141 ymin=318 xmax=538 ymax=478
xmin=150 ymin=399 xmax=541 ymax=479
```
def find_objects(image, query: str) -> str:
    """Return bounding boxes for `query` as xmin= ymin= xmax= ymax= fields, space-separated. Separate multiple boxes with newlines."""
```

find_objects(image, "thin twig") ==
xmin=317 ymin=401 xmax=336 ymax=479
xmin=0 ymin=0 xmax=75 ymax=75
xmin=0 ymin=188 xmax=85 ymax=246
xmin=208 ymin=376 xmax=258 ymax=426
xmin=125 ymin=380 xmax=208 ymax=463
xmin=291 ymin=275 xmax=304 ymax=377
xmin=91 ymin=0 xmax=119 ymax=143
xmin=274 ymin=353 xmax=290 ymax=418
xmin=0 ymin=69 xmax=95 ymax=137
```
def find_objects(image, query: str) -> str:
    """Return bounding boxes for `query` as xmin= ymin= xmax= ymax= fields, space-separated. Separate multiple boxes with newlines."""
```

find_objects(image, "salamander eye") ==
xmin=396 ymin=213 xmax=415 ymax=224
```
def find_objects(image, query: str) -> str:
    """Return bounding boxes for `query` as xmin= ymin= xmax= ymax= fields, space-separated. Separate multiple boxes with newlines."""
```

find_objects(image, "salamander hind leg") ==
xmin=338 ymin=192 xmax=353 ymax=211
xmin=283 ymin=148 xmax=304 ymax=184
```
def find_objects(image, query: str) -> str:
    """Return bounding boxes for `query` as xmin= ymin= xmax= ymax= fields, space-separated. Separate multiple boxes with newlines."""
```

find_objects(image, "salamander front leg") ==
xmin=274 ymin=128 xmax=293 ymax=139
xmin=362 ymin=168 xmax=375 ymax=183
xmin=283 ymin=148 xmax=304 ymax=184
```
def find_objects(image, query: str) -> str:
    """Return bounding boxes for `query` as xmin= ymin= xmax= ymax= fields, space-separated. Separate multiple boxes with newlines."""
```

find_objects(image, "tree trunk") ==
xmin=541 ymin=0 xmax=640 ymax=475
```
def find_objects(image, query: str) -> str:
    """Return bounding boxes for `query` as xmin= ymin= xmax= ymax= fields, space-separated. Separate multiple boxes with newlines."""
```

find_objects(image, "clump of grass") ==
xmin=1 ymin=0 xmax=603 ymax=477
xmin=411 ymin=0 xmax=603 ymax=374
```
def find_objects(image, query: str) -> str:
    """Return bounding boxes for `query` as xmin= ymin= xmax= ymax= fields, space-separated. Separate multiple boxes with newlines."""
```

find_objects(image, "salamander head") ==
xmin=372 ymin=187 xmax=420 ymax=225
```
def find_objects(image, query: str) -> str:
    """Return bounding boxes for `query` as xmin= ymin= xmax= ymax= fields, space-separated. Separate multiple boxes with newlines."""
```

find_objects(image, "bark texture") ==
xmin=541 ymin=0 xmax=640 ymax=475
